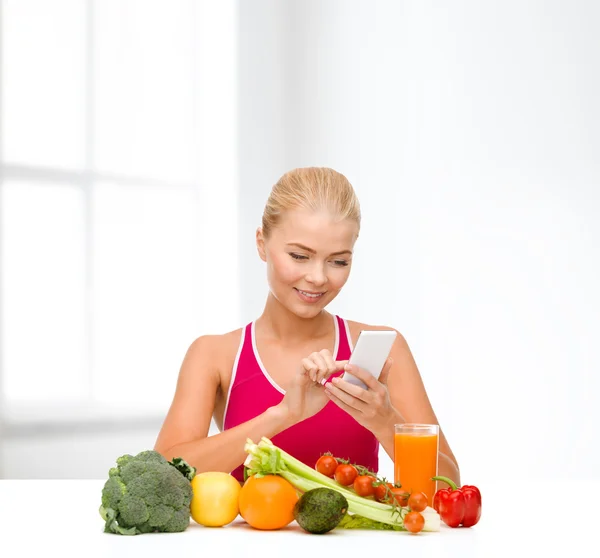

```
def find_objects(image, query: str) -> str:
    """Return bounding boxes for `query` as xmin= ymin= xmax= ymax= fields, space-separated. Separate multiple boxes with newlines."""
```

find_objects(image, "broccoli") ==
xmin=99 ymin=450 xmax=196 ymax=535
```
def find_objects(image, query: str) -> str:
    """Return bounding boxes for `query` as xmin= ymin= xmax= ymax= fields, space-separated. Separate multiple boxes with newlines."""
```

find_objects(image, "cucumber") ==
xmin=293 ymin=488 xmax=348 ymax=534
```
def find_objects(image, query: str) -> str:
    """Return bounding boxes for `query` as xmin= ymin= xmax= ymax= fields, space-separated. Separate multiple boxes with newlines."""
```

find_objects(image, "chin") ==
xmin=290 ymin=294 xmax=334 ymax=319
xmin=293 ymin=305 xmax=324 ymax=319
xmin=278 ymin=295 xmax=325 ymax=319
xmin=271 ymin=287 xmax=337 ymax=318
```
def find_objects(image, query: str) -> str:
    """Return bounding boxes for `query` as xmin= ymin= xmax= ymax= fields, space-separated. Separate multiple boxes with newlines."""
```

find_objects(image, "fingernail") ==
xmin=344 ymin=364 xmax=351 ymax=371
xmin=332 ymin=377 xmax=340 ymax=384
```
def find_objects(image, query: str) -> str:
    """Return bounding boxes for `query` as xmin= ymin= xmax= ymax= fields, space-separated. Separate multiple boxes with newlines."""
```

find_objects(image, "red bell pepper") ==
xmin=431 ymin=476 xmax=482 ymax=528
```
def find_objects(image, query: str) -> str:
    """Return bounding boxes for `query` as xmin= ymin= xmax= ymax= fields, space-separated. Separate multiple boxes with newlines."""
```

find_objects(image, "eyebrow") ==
xmin=286 ymin=242 xmax=353 ymax=257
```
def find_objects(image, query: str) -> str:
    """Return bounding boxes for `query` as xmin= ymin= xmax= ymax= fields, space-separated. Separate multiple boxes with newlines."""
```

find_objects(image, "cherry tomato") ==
xmin=353 ymin=475 xmax=376 ymax=497
xmin=408 ymin=491 xmax=428 ymax=512
xmin=374 ymin=482 xmax=394 ymax=502
xmin=315 ymin=455 xmax=338 ymax=478
xmin=334 ymin=463 xmax=358 ymax=486
xmin=388 ymin=487 xmax=409 ymax=507
xmin=404 ymin=511 xmax=425 ymax=534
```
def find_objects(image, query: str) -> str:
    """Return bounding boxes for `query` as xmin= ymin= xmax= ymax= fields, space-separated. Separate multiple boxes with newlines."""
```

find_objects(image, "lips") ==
xmin=297 ymin=289 xmax=323 ymax=296
xmin=294 ymin=288 xmax=326 ymax=303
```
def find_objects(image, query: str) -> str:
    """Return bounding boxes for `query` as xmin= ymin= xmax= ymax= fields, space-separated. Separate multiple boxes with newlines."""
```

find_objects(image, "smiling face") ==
xmin=256 ymin=208 xmax=359 ymax=319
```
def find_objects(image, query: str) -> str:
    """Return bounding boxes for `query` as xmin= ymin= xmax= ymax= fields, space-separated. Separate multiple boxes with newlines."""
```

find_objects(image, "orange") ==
xmin=238 ymin=474 xmax=299 ymax=530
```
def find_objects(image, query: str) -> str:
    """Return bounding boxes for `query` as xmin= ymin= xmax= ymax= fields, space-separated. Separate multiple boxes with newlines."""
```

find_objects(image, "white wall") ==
xmin=3 ymin=0 xmax=598 ymax=481
xmin=238 ymin=0 xmax=600 ymax=483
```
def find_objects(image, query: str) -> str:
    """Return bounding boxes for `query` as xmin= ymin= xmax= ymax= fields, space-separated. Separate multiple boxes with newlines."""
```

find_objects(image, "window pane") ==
xmin=0 ymin=181 xmax=87 ymax=402
xmin=1 ymin=0 xmax=85 ymax=169
xmin=93 ymin=0 xmax=195 ymax=182
xmin=91 ymin=182 xmax=200 ymax=410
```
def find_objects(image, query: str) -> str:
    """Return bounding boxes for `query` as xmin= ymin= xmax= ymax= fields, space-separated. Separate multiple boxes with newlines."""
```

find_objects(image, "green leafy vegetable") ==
xmin=99 ymin=450 xmax=196 ymax=535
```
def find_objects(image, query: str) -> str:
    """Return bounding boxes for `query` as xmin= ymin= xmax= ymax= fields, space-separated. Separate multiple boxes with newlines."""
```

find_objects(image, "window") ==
xmin=0 ymin=0 xmax=238 ymax=423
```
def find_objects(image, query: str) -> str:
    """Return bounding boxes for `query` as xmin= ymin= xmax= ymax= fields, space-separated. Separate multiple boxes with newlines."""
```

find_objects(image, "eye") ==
xmin=289 ymin=253 xmax=308 ymax=261
xmin=332 ymin=260 xmax=349 ymax=267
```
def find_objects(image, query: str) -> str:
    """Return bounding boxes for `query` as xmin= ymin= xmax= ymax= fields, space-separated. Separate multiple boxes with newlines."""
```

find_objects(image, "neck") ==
xmin=257 ymin=292 xmax=333 ymax=344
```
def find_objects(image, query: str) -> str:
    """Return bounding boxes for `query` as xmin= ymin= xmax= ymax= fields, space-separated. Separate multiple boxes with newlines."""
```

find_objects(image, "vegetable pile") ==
xmin=99 ymin=450 xmax=196 ymax=535
xmin=99 ymin=442 xmax=478 ymax=537
xmin=243 ymin=437 xmax=441 ymax=534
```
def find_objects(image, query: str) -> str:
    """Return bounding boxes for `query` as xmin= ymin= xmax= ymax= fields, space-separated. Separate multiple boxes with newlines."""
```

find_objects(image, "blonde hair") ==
xmin=261 ymin=167 xmax=361 ymax=238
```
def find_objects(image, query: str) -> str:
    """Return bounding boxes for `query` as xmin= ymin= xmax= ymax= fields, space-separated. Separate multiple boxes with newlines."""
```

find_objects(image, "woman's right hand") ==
xmin=276 ymin=349 xmax=348 ymax=427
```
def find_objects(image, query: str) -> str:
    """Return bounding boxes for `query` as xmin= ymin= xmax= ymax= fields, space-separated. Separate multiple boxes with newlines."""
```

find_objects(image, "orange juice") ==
xmin=394 ymin=424 xmax=439 ymax=505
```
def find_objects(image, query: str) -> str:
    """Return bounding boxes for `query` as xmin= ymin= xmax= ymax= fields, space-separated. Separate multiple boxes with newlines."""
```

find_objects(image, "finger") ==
xmin=301 ymin=358 xmax=318 ymax=382
xmin=317 ymin=359 xmax=349 ymax=385
xmin=319 ymin=351 xmax=339 ymax=382
xmin=324 ymin=386 xmax=363 ymax=418
xmin=329 ymin=376 xmax=372 ymax=403
xmin=378 ymin=357 xmax=394 ymax=386
xmin=310 ymin=352 xmax=330 ymax=383
xmin=343 ymin=363 xmax=383 ymax=392
xmin=325 ymin=381 xmax=370 ymax=413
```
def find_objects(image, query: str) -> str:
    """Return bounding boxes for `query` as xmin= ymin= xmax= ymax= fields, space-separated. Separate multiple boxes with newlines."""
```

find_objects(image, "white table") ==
xmin=0 ymin=478 xmax=594 ymax=557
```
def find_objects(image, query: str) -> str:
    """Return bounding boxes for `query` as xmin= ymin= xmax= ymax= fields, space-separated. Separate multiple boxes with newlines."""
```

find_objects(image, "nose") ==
xmin=305 ymin=262 xmax=328 ymax=287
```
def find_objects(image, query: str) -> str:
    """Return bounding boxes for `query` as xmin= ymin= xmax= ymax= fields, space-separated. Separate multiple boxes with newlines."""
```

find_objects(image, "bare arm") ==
xmin=154 ymin=335 xmax=291 ymax=474
xmin=382 ymin=331 xmax=461 ymax=484
xmin=326 ymin=323 xmax=461 ymax=484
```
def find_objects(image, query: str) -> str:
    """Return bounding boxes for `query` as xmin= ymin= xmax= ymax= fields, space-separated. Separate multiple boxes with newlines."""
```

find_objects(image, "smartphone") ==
xmin=342 ymin=330 xmax=398 ymax=389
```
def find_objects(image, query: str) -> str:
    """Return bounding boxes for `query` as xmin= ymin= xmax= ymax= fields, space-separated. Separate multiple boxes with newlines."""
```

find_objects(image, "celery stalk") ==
xmin=243 ymin=437 xmax=440 ymax=532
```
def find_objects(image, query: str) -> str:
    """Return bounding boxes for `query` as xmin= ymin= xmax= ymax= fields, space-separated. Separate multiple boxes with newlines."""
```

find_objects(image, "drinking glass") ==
xmin=394 ymin=423 xmax=439 ymax=506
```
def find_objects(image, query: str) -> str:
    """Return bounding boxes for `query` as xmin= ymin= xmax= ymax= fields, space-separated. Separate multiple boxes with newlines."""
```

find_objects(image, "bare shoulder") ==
xmin=195 ymin=327 xmax=244 ymax=355
xmin=184 ymin=327 xmax=244 ymax=383
xmin=345 ymin=319 xmax=408 ymax=348
xmin=216 ymin=327 xmax=246 ymax=381
xmin=154 ymin=326 xmax=244 ymax=454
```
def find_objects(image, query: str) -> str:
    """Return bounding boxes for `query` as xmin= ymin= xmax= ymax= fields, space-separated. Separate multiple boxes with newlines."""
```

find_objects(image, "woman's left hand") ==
xmin=324 ymin=358 xmax=402 ymax=436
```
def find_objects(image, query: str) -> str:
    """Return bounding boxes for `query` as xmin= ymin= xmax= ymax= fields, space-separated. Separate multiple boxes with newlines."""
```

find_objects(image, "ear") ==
xmin=256 ymin=227 xmax=267 ymax=262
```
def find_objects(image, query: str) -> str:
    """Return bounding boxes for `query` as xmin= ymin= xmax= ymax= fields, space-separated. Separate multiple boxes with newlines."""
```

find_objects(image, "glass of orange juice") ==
xmin=394 ymin=423 xmax=439 ymax=506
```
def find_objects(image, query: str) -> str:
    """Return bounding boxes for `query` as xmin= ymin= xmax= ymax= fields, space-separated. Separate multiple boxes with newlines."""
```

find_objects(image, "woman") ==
xmin=154 ymin=167 xmax=460 ymax=485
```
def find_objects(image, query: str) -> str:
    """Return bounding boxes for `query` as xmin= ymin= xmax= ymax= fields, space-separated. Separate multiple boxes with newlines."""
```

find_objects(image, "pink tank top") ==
xmin=223 ymin=315 xmax=379 ymax=481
